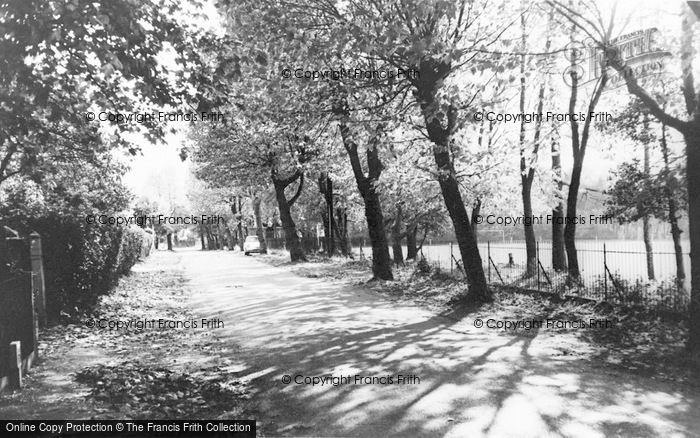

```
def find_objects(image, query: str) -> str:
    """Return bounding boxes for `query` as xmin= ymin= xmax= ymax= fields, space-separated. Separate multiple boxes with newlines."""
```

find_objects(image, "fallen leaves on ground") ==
xmin=75 ymin=362 xmax=248 ymax=419
xmin=14 ymin=251 xmax=254 ymax=422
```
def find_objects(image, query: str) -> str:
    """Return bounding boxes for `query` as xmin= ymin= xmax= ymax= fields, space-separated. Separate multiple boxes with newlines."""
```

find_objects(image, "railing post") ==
xmin=603 ymin=243 xmax=608 ymax=301
xmin=29 ymin=232 xmax=46 ymax=329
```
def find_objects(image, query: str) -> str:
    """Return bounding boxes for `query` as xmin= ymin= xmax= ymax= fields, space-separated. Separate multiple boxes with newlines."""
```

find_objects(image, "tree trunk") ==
xmin=685 ymin=129 xmax=700 ymax=355
xmin=679 ymin=12 xmax=699 ymax=354
xmin=471 ymin=199 xmax=481 ymax=246
xmin=519 ymin=11 xmax=537 ymax=278
xmin=522 ymin=183 xmax=537 ymax=277
xmin=363 ymin=192 xmax=393 ymax=279
xmin=564 ymin=159 xmax=582 ymax=280
xmin=252 ymin=195 xmax=267 ymax=253
xmin=337 ymin=119 xmax=393 ymax=280
xmin=335 ymin=207 xmax=351 ymax=257
xmin=595 ymin=3 xmax=696 ymax=355
xmin=166 ymin=233 xmax=173 ymax=251
xmin=661 ymin=122 xmax=685 ymax=284
xmin=551 ymin=136 xmax=567 ymax=271
xmin=642 ymin=116 xmax=655 ymax=280
xmin=200 ymin=225 xmax=206 ymax=250
xmin=272 ymin=174 xmax=306 ymax=262
xmin=318 ymin=175 xmax=336 ymax=256
xmin=391 ymin=205 xmax=404 ymax=265
xmin=435 ymin=166 xmax=489 ymax=301
xmin=670 ymin=208 xmax=685 ymax=284
xmin=237 ymin=197 xmax=244 ymax=251
xmin=563 ymin=23 xmax=607 ymax=282
xmin=209 ymin=228 xmax=216 ymax=250
xmin=406 ymin=225 xmax=418 ymax=260
xmin=642 ymin=216 xmax=655 ymax=279
xmin=419 ymin=95 xmax=489 ymax=302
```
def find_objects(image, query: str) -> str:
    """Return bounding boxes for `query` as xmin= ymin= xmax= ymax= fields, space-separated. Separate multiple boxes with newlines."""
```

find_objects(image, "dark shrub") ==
xmin=114 ymin=226 xmax=148 ymax=278
xmin=6 ymin=214 xmax=151 ymax=322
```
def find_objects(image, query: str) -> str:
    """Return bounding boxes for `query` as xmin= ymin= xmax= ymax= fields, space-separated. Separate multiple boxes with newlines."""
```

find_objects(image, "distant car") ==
xmin=243 ymin=235 xmax=265 ymax=255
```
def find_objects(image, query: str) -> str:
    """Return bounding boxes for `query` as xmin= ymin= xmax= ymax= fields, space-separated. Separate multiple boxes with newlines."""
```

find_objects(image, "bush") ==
xmin=415 ymin=257 xmax=432 ymax=275
xmin=114 ymin=226 xmax=149 ymax=278
xmin=6 ymin=214 xmax=152 ymax=322
xmin=592 ymin=273 xmax=688 ymax=311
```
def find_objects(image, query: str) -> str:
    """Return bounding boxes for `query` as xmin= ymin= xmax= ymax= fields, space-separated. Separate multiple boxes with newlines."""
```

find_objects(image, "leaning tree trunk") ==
xmin=272 ymin=173 xmax=306 ymax=262
xmin=433 ymin=158 xmax=490 ymax=302
xmin=418 ymin=93 xmax=490 ymax=302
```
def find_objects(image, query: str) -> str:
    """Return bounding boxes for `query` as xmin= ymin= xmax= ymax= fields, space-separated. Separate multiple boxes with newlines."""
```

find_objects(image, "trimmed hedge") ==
xmin=8 ymin=214 xmax=152 ymax=322
xmin=114 ymin=226 xmax=152 ymax=278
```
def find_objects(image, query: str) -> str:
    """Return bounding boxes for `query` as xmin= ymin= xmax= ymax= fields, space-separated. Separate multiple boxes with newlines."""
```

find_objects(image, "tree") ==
xmin=331 ymin=0 xmax=524 ymax=302
xmin=517 ymin=4 xmax=554 ymax=277
xmin=317 ymin=174 xmax=351 ymax=257
xmin=604 ymin=102 xmax=687 ymax=283
xmin=550 ymin=128 xmax=567 ymax=271
xmin=333 ymin=109 xmax=394 ymax=279
xmin=550 ymin=0 xmax=700 ymax=356
xmin=562 ymin=16 xmax=608 ymax=283
xmin=190 ymin=105 xmax=314 ymax=262
xmin=0 ymin=0 xmax=194 ymax=190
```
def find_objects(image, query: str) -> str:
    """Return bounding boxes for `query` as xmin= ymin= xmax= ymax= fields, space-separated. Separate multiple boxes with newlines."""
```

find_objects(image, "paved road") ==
xmin=183 ymin=249 xmax=700 ymax=437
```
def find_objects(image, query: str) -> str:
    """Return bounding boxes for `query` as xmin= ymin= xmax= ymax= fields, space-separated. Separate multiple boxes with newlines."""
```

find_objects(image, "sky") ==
xmin=121 ymin=130 xmax=193 ymax=211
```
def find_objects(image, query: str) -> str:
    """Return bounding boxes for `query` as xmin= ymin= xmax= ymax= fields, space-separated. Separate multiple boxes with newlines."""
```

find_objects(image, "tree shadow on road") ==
xmin=187 ymin=251 xmax=700 ymax=437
